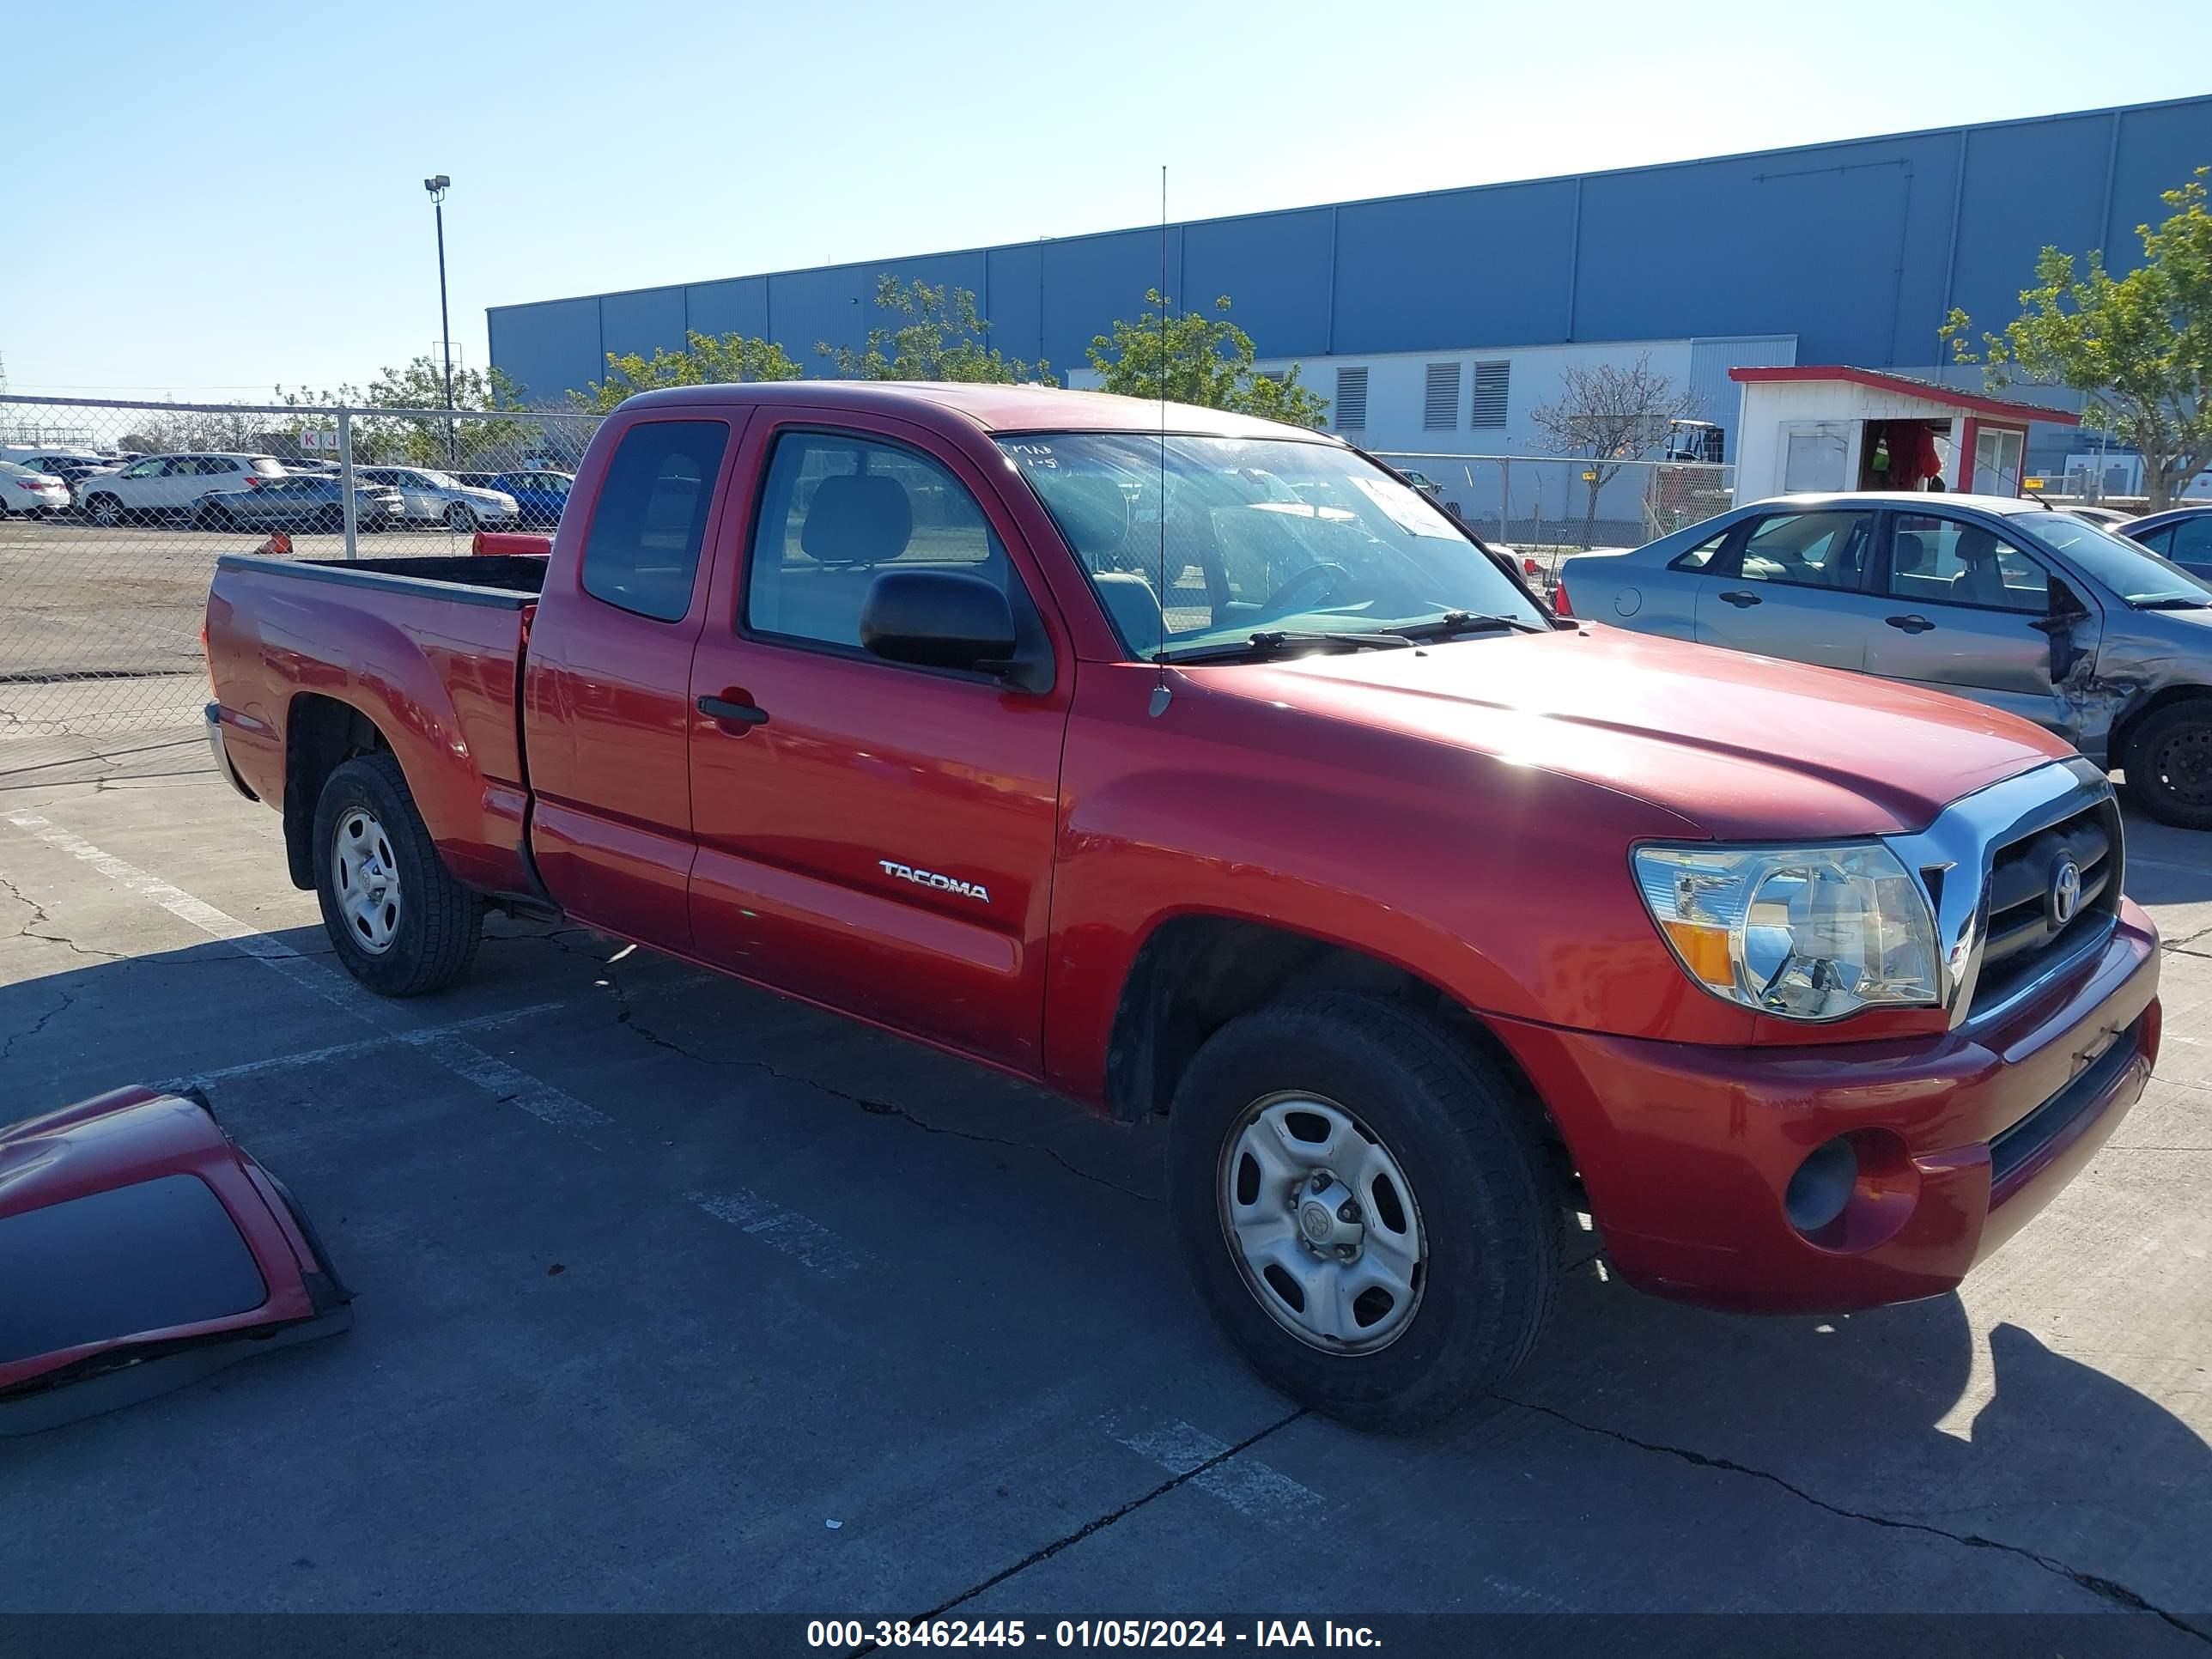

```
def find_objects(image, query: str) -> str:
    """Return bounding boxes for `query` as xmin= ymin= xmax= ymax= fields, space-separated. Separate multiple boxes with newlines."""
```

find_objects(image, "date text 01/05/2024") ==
xmin=804 ymin=1620 xmax=1382 ymax=1649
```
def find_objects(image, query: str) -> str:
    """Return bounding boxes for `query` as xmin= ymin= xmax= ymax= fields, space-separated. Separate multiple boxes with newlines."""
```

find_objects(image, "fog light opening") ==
xmin=1785 ymin=1136 xmax=1859 ymax=1235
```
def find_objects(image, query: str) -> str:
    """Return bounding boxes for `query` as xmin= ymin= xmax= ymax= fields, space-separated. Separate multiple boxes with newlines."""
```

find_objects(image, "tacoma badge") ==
xmin=879 ymin=860 xmax=993 ymax=903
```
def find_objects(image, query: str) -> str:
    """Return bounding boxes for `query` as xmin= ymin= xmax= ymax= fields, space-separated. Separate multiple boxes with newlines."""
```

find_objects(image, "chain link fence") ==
xmin=0 ymin=395 xmax=601 ymax=741
xmin=1375 ymin=452 xmax=1735 ymax=586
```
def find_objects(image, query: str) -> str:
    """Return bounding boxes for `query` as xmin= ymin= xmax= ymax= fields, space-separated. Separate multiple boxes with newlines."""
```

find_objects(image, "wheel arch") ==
xmin=282 ymin=693 xmax=392 ymax=890
xmin=2109 ymin=682 xmax=2212 ymax=775
xmin=1102 ymin=912 xmax=1572 ymax=1185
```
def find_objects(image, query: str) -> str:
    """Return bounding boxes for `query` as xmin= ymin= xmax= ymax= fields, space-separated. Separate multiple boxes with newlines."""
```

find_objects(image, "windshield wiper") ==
xmin=1158 ymin=629 xmax=1414 ymax=664
xmin=2135 ymin=595 xmax=2212 ymax=610
xmin=1396 ymin=610 xmax=1550 ymax=640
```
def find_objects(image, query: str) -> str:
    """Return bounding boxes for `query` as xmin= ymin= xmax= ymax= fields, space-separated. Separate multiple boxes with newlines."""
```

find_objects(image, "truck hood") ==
xmin=1224 ymin=623 xmax=2073 ymax=840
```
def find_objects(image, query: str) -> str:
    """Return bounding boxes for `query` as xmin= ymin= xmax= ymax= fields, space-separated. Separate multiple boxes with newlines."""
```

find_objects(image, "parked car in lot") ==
xmin=482 ymin=468 xmax=572 ymax=527
xmin=74 ymin=453 xmax=288 ymax=526
xmin=2118 ymin=505 xmax=2212 ymax=578
xmin=1 ymin=446 xmax=117 ymax=487
xmin=352 ymin=465 xmax=518 ymax=530
xmin=2058 ymin=503 xmax=2135 ymax=531
xmin=202 ymin=472 xmax=404 ymax=532
xmin=1558 ymin=492 xmax=2212 ymax=827
xmin=0 ymin=459 xmax=70 ymax=516
xmin=204 ymin=385 xmax=2160 ymax=1431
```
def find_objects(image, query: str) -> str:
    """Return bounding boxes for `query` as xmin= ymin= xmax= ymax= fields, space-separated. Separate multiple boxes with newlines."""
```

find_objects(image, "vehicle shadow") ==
xmin=1498 ymin=1261 xmax=2212 ymax=1620
xmin=2118 ymin=799 xmax=2212 ymax=905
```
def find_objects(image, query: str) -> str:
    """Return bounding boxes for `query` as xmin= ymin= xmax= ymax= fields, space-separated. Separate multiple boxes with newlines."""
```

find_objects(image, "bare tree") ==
xmin=1529 ymin=354 xmax=1694 ymax=548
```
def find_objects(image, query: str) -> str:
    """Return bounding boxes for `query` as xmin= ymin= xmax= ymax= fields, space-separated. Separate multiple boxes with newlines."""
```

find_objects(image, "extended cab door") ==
xmin=521 ymin=414 xmax=745 ymax=947
xmin=1692 ymin=506 xmax=1891 ymax=671
xmin=1863 ymin=507 xmax=2097 ymax=737
xmin=684 ymin=414 xmax=1072 ymax=1073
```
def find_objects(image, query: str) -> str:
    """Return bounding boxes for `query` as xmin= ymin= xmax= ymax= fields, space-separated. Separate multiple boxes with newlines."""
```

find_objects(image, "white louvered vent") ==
xmin=1423 ymin=362 xmax=1462 ymax=430
xmin=1470 ymin=361 xmax=1510 ymax=428
xmin=1334 ymin=367 xmax=1369 ymax=432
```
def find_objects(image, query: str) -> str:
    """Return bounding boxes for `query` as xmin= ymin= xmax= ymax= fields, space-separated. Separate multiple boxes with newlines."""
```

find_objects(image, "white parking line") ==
xmin=157 ymin=1000 xmax=568 ymax=1090
xmin=1108 ymin=1416 xmax=1324 ymax=1523
xmin=686 ymin=1188 xmax=871 ymax=1277
xmin=3 ymin=810 xmax=607 ymax=1138
xmin=6 ymin=811 xmax=389 ymax=1024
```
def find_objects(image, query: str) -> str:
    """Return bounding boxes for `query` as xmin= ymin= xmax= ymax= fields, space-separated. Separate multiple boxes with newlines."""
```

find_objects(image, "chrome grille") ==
xmin=1970 ymin=796 xmax=2122 ymax=1018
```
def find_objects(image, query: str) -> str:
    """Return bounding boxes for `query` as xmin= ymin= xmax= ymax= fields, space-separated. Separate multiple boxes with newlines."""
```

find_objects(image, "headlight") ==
xmin=1632 ymin=842 xmax=1941 ymax=1021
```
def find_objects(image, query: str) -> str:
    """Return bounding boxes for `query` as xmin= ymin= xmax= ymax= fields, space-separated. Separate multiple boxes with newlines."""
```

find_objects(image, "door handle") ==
xmin=696 ymin=695 xmax=769 ymax=727
xmin=1885 ymin=614 xmax=1935 ymax=634
xmin=1718 ymin=590 xmax=1762 ymax=608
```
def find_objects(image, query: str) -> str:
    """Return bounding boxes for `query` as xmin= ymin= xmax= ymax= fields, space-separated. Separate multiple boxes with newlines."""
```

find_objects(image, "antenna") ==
xmin=1149 ymin=162 xmax=1172 ymax=718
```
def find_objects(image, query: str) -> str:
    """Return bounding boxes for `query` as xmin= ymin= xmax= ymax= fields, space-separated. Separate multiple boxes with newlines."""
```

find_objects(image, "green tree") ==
xmin=1943 ymin=167 xmax=2212 ymax=509
xmin=574 ymin=331 xmax=801 ymax=413
xmin=274 ymin=355 xmax=527 ymax=466
xmin=1086 ymin=291 xmax=1328 ymax=426
xmin=819 ymin=276 xmax=1052 ymax=383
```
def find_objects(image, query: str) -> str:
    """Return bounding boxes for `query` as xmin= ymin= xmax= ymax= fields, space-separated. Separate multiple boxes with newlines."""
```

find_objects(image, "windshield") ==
xmin=998 ymin=433 xmax=1544 ymax=658
xmin=2030 ymin=512 xmax=2212 ymax=606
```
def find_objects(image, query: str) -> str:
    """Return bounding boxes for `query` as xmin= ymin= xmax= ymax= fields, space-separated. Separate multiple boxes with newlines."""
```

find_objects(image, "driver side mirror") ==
xmin=860 ymin=569 xmax=1019 ymax=676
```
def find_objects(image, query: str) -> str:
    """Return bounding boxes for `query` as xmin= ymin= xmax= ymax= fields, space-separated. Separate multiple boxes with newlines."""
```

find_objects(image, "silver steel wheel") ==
xmin=1218 ymin=1091 xmax=1427 ymax=1354
xmin=332 ymin=806 xmax=402 ymax=956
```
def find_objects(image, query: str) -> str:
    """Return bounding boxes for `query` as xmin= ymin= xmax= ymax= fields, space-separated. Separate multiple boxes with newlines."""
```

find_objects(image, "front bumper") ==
xmin=1496 ymin=898 xmax=2160 ymax=1311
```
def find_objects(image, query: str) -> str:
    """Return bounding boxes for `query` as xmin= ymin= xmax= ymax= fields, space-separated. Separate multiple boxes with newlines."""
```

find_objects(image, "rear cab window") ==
xmin=579 ymin=420 xmax=730 ymax=623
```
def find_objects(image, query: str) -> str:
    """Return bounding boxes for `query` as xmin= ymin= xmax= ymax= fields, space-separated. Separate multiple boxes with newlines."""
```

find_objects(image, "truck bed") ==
xmin=205 ymin=551 xmax=550 ymax=900
xmin=213 ymin=552 xmax=549 ymax=604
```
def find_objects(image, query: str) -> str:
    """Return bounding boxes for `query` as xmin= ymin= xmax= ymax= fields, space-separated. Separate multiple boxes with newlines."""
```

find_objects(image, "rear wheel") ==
xmin=316 ymin=504 xmax=344 ymax=534
xmin=313 ymin=752 xmax=483 ymax=995
xmin=87 ymin=493 xmax=123 ymax=527
xmin=2128 ymin=701 xmax=2212 ymax=830
xmin=1167 ymin=992 xmax=1561 ymax=1432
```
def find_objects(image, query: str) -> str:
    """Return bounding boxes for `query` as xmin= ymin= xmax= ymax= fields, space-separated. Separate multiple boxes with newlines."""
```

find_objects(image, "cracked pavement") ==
xmin=1 ymin=726 xmax=2208 ymax=1620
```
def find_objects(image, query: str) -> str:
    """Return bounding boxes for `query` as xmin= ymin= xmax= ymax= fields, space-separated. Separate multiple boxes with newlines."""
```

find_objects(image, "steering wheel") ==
xmin=1252 ymin=561 xmax=1352 ymax=621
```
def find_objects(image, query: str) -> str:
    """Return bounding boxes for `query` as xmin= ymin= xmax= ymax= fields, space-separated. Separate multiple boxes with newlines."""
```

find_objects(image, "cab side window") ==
xmin=1730 ymin=511 xmax=1875 ymax=589
xmin=1886 ymin=514 xmax=2050 ymax=614
xmin=746 ymin=431 xmax=1011 ymax=652
xmin=579 ymin=420 xmax=729 ymax=623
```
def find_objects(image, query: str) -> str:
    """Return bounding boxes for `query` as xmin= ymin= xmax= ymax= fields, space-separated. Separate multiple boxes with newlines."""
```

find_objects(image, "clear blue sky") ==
xmin=8 ymin=0 xmax=2212 ymax=404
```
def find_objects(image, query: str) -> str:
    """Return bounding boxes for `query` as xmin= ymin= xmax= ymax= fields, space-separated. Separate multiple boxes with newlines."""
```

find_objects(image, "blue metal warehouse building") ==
xmin=489 ymin=94 xmax=2212 ymax=473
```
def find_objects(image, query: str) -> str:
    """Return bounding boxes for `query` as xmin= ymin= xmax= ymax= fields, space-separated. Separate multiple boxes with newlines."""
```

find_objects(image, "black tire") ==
xmin=86 ymin=493 xmax=123 ymax=527
xmin=443 ymin=501 xmax=477 ymax=532
xmin=316 ymin=504 xmax=343 ymax=534
xmin=312 ymin=752 xmax=483 ymax=995
xmin=2126 ymin=701 xmax=2212 ymax=830
xmin=1167 ymin=992 xmax=1560 ymax=1433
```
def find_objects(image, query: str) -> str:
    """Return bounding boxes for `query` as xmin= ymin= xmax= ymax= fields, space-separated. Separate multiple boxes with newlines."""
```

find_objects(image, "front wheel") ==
xmin=2128 ymin=702 xmax=2212 ymax=830
xmin=443 ymin=501 xmax=477 ymax=532
xmin=313 ymin=752 xmax=483 ymax=995
xmin=1168 ymin=992 xmax=1561 ymax=1432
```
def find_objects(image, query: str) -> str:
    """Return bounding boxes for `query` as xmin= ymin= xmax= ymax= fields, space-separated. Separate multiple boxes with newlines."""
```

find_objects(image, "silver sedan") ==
xmin=351 ymin=465 xmax=519 ymax=531
xmin=1559 ymin=490 xmax=2212 ymax=827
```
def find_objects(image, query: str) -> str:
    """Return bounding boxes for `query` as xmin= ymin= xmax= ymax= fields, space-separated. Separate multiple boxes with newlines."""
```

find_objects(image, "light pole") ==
xmin=423 ymin=174 xmax=455 ymax=465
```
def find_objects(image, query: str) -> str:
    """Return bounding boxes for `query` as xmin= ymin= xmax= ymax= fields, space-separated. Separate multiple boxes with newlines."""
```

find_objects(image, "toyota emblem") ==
xmin=2048 ymin=857 xmax=2082 ymax=927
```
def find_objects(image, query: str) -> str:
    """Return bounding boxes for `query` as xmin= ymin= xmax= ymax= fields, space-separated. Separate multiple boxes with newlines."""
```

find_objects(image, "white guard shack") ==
xmin=1727 ymin=366 xmax=2077 ymax=501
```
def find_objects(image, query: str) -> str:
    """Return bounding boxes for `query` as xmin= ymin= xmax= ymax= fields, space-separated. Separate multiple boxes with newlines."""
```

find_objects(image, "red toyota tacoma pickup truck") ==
xmin=204 ymin=383 xmax=2160 ymax=1430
